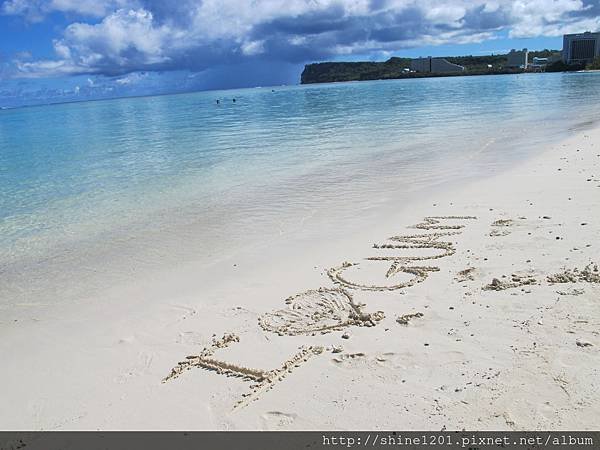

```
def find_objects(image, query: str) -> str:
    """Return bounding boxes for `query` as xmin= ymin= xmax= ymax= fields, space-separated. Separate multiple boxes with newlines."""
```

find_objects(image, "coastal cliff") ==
xmin=300 ymin=57 xmax=412 ymax=84
xmin=301 ymin=52 xmax=561 ymax=84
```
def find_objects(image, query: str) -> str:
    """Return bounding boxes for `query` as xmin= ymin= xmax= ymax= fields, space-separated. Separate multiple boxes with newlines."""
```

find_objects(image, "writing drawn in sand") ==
xmin=163 ymin=333 xmax=323 ymax=409
xmin=163 ymin=215 xmax=478 ymax=408
xmin=328 ymin=216 xmax=476 ymax=291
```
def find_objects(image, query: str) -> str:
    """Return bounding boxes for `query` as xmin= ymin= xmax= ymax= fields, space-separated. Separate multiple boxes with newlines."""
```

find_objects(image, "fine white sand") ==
xmin=1 ymin=125 xmax=599 ymax=430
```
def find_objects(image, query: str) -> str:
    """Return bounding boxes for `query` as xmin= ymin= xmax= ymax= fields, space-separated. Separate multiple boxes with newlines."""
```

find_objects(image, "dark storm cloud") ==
xmin=3 ymin=0 xmax=599 ymax=79
xmin=461 ymin=5 xmax=510 ymax=31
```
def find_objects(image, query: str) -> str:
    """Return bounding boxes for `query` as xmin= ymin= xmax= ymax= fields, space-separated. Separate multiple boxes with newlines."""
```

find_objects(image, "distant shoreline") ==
xmin=300 ymin=67 xmax=528 ymax=84
xmin=299 ymin=50 xmax=570 ymax=84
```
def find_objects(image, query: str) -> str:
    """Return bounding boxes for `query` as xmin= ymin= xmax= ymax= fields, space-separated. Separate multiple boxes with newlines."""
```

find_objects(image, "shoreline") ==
xmin=0 ymin=106 xmax=587 ymax=313
xmin=1 ymin=121 xmax=599 ymax=430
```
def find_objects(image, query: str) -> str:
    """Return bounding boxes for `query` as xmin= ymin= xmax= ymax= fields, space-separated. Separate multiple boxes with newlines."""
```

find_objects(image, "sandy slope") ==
xmin=1 ymin=125 xmax=599 ymax=430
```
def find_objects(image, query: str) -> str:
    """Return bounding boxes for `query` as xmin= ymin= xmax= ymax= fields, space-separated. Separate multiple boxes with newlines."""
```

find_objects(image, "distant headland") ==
xmin=301 ymin=40 xmax=598 ymax=84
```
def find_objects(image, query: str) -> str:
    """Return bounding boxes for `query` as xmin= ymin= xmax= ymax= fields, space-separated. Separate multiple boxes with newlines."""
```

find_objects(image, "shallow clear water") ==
xmin=1 ymin=72 xmax=600 ymax=301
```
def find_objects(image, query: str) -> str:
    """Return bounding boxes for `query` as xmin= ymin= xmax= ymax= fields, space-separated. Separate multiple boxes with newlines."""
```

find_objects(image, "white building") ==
xmin=410 ymin=57 xmax=465 ymax=73
xmin=562 ymin=32 xmax=600 ymax=64
xmin=506 ymin=49 xmax=528 ymax=68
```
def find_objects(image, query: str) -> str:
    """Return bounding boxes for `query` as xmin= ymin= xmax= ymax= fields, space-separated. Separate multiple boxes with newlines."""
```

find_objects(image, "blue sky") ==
xmin=1 ymin=0 xmax=599 ymax=107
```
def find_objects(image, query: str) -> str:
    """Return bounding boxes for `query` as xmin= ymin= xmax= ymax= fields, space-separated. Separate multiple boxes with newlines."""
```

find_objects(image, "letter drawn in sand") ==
xmin=328 ymin=261 xmax=440 ymax=291
xmin=328 ymin=216 xmax=476 ymax=291
xmin=410 ymin=215 xmax=477 ymax=230
xmin=163 ymin=333 xmax=323 ymax=409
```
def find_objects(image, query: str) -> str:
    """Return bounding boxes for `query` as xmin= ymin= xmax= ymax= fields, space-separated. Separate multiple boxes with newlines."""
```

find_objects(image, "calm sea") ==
xmin=1 ymin=72 xmax=600 ymax=302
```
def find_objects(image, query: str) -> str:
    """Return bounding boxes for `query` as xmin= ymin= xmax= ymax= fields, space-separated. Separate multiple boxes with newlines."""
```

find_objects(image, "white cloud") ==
xmin=53 ymin=40 xmax=71 ymax=59
xmin=4 ymin=0 xmax=599 ymax=78
xmin=50 ymin=0 xmax=132 ymax=17
xmin=18 ymin=8 xmax=172 ymax=76
xmin=1 ymin=0 xmax=136 ymax=21
xmin=508 ymin=0 xmax=599 ymax=37
xmin=63 ymin=9 xmax=170 ymax=62
xmin=15 ymin=59 xmax=84 ymax=77
xmin=240 ymin=40 xmax=265 ymax=55
xmin=114 ymin=71 xmax=146 ymax=84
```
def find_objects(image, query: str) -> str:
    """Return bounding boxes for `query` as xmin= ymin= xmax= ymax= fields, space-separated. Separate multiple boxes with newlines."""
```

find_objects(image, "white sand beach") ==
xmin=1 ymin=124 xmax=599 ymax=430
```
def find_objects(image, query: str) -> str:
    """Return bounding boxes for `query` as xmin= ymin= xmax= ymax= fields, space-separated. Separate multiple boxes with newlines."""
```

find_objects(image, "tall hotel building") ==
xmin=562 ymin=32 xmax=600 ymax=64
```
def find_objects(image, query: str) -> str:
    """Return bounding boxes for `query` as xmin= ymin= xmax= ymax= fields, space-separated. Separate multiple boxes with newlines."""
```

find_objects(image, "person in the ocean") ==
xmin=216 ymin=99 xmax=220 ymax=105
xmin=232 ymin=98 xmax=236 ymax=103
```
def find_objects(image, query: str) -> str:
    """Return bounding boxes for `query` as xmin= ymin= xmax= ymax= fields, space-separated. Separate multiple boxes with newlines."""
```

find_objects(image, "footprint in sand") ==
xmin=330 ymin=352 xmax=405 ymax=370
xmin=176 ymin=331 xmax=208 ymax=345
xmin=115 ymin=351 xmax=154 ymax=383
xmin=396 ymin=312 xmax=425 ymax=325
xmin=331 ymin=351 xmax=467 ymax=374
xmin=260 ymin=411 xmax=298 ymax=429
xmin=488 ymin=218 xmax=523 ymax=237
xmin=455 ymin=267 xmax=476 ymax=282
xmin=330 ymin=352 xmax=370 ymax=369
xmin=168 ymin=304 xmax=197 ymax=324
xmin=483 ymin=270 xmax=539 ymax=291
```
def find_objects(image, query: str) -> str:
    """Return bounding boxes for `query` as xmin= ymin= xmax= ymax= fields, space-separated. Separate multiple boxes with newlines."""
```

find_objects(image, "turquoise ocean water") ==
xmin=1 ymin=72 xmax=600 ymax=302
